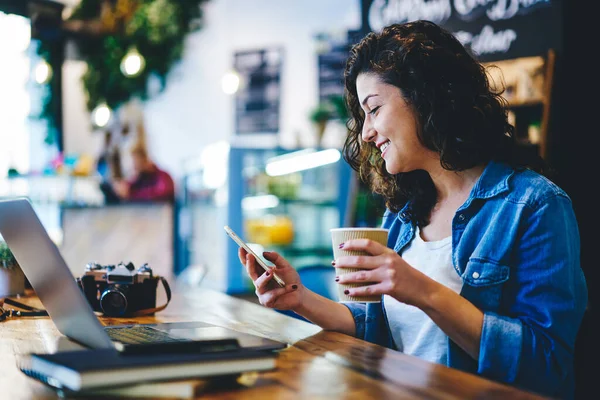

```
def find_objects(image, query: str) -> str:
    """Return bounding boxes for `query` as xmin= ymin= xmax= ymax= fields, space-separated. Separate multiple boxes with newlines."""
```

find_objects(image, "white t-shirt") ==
xmin=383 ymin=226 xmax=463 ymax=365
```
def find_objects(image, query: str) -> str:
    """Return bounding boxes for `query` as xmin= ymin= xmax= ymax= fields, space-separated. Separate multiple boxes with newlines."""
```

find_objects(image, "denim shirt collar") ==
xmin=396 ymin=161 xmax=514 ymax=224
xmin=469 ymin=161 xmax=513 ymax=201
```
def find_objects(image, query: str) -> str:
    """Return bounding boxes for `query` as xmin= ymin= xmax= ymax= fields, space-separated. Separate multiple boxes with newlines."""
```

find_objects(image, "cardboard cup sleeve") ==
xmin=330 ymin=228 xmax=389 ymax=303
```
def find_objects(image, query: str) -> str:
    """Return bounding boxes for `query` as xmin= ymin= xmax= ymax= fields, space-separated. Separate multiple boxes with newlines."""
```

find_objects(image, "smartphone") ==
xmin=224 ymin=225 xmax=286 ymax=287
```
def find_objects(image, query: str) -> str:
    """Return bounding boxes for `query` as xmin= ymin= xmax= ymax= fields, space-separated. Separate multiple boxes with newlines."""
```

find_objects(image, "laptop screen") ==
xmin=0 ymin=198 xmax=114 ymax=349
xmin=0 ymin=198 xmax=288 ymax=353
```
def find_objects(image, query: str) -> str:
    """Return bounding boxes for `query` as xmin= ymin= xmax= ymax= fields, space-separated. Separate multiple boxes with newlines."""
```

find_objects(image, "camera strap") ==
xmin=1 ymin=277 xmax=172 ymax=320
xmin=0 ymin=298 xmax=49 ymax=321
xmin=128 ymin=276 xmax=172 ymax=317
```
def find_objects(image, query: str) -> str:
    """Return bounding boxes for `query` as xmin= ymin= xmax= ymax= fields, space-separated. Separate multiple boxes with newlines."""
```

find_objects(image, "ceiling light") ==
xmin=34 ymin=60 xmax=52 ymax=84
xmin=221 ymin=70 xmax=241 ymax=94
xmin=120 ymin=47 xmax=146 ymax=78
xmin=265 ymin=149 xmax=341 ymax=176
xmin=91 ymin=103 xmax=112 ymax=128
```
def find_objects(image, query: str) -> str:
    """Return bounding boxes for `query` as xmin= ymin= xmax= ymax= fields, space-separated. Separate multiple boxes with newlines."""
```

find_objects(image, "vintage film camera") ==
xmin=77 ymin=261 xmax=159 ymax=317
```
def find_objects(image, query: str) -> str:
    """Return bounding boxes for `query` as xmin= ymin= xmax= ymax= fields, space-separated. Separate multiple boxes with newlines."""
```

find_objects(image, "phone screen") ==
xmin=224 ymin=226 xmax=285 ymax=287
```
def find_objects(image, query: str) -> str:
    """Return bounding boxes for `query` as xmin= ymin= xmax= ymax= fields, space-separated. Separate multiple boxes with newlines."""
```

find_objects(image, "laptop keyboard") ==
xmin=105 ymin=325 xmax=187 ymax=344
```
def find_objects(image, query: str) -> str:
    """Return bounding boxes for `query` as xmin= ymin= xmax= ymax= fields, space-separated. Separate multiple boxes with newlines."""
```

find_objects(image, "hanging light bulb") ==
xmin=34 ymin=59 xmax=53 ymax=84
xmin=91 ymin=103 xmax=112 ymax=128
xmin=120 ymin=47 xmax=146 ymax=78
xmin=221 ymin=70 xmax=241 ymax=95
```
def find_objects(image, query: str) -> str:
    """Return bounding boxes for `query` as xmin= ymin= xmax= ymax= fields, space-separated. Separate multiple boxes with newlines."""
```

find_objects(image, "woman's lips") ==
xmin=381 ymin=141 xmax=390 ymax=158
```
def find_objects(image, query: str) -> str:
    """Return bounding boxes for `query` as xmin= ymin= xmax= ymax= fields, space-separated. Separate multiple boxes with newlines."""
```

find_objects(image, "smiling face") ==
xmin=357 ymin=73 xmax=436 ymax=175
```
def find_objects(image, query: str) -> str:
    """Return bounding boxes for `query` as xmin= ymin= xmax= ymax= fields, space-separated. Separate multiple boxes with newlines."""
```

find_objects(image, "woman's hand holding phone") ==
xmin=224 ymin=226 xmax=302 ymax=310
xmin=237 ymin=247 xmax=302 ymax=311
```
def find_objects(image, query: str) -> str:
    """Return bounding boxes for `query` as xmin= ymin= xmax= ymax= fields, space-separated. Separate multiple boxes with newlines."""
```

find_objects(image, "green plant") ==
xmin=328 ymin=94 xmax=349 ymax=121
xmin=34 ymin=0 xmax=210 ymax=134
xmin=309 ymin=103 xmax=333 ymax=123
xmin=0 ymin=242 xmax=18 ymax=270
xmin=309 ymin=95 xmax=349 ymax=125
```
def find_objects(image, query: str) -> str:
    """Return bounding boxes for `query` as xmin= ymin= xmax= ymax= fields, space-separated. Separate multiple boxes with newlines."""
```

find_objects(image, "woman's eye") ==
xmin=368 ymin=106 xmax=380 ymax=115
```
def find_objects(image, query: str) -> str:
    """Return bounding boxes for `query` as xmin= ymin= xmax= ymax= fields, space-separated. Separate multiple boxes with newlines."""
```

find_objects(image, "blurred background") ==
xmin=0 ymin=1 xmax=594 ymax=397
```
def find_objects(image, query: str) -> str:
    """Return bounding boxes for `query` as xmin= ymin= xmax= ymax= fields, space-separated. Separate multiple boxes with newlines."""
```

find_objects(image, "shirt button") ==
xmin=458 ymin=214 xmax=465 ymax=221
xmin=472 ymin=272 xmax=480 ymax=279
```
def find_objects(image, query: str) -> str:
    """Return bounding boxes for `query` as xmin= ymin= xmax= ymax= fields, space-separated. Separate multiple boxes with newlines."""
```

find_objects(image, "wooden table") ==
xmin=0 ymin=288 xmax=548 ymax=399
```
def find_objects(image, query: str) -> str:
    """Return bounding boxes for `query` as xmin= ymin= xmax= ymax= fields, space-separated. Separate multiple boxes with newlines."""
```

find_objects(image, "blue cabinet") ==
xmin=179 ymin=144 xmax=355 ymax=294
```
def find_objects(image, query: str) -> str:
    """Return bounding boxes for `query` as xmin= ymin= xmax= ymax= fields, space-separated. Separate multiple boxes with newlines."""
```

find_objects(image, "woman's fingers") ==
xmin=336 ymin=268 xmax=377 ymax=284
xmin=238 ymin=247 xmax=249 ymax=266
xmin=244 ymin=253 xmax=264 ymax=281
xmin=240 ymin=249 xmax=300 ymax=309
xmin=254 ymin=266 xmax=275 ymax=294
xmin=333 ymin=240 xmax=395 ymax=270
xmin=260 ymin=285 xmax=297 ymax=308
xmin=338 ymin=238 xmax=388 ymax=255
xmin=253 ymin=262 xmax=299 ymax=306
xmin=262 ymin=251 xmax=292 ymax=270
xmin=342 ymin=282 xmax=389 ymax=298
xmin=334 ymin=253 xmax=391 ymax=271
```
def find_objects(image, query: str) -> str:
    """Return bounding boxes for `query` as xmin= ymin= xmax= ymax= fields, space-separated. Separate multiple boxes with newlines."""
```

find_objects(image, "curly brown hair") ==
xmin=342 ymin=20 xmax=547 ymax=226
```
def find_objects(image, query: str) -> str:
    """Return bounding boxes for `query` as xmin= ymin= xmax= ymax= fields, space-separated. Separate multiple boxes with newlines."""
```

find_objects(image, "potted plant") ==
xmin=328 ymin=95 xmax=350 ymax=122
xmin=0 ymin=241 xmax=25 ymax=297
xmin=309 ymin=102 xmax=333 ymax=144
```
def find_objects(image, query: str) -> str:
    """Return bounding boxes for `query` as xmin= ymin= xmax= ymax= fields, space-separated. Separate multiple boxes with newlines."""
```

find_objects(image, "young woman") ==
xmin=239 ymin=20 xmax=587 ymax=399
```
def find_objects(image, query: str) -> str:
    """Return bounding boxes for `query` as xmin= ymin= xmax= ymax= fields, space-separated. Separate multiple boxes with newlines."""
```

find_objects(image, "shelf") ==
xmin=276 ymin=246 xmax=333 ymax=256
xmin=484 ymin=49 xmax=555 ymax=160
xmin=242 ymin=196 xmax=336 ymax=206
xmin=516 ymin=140 xmax=540 ymax=147
xmin=508 ymin=100 xmax=544 ymax=110
xmin=278 ymin=198 xmax=337 ymax=207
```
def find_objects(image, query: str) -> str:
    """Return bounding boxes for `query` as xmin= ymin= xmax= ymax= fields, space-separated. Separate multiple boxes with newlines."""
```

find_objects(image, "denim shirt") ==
xmin=342 ymin=161 xmax=588 ymax=399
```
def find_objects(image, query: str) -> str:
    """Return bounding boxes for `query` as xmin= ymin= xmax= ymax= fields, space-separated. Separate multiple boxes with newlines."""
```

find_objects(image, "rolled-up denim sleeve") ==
xmin=479 ymin=312 xmax=523 ymax=380
xmin=341 ymin=302 xmax=367 ymax=339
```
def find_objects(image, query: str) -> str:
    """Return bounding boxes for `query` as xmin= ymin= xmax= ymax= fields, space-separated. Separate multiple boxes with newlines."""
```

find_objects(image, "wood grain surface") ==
xmin=0 ymin=289 xmax=549 ymax=400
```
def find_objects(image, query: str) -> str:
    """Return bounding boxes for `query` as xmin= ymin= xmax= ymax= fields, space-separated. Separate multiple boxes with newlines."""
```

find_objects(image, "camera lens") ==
xmin=100 ymin=288 xmax=128 ymax=317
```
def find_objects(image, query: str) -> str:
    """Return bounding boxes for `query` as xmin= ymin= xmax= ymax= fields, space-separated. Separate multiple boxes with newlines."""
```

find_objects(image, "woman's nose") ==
xmin=362 ymin=119 xmax=376 ymax=142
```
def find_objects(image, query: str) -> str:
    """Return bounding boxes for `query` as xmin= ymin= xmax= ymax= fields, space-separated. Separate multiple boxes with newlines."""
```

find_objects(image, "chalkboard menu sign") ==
xmin=317 ymin=39 xmax=350 ymax=104
xmin=364 ymin=0 xmax=562 ymax=62
xmin=316 ymin=30 xmax=362 ymax=108
xmin=234 ymin=48 xmax=282 ymax=134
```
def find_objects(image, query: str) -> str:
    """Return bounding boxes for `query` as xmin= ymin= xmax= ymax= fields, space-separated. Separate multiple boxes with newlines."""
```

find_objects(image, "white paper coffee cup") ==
xmin=330 ymin=227 xmax=389 ymax=303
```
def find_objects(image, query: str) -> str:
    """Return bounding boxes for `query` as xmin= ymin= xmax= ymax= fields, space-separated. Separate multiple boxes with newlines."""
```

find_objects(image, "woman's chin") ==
xmin=385 ymin=163 xmax=399 ymax=175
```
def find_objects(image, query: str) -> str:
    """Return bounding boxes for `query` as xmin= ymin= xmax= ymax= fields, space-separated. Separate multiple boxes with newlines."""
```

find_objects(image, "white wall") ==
xmin=0 ymin=12 xmax=32 ymax=177
xmin=62 ymin=59 xmax=104 ymax=158
xmin=61 ymin=0 xmax=360 ymax=180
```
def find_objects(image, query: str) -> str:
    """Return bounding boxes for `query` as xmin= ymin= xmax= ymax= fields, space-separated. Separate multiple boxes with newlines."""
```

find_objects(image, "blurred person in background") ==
xmin=236 ymin=20 xmax=587 ymax=400
xmin=111 ymin=143 xmax=175 ymax=202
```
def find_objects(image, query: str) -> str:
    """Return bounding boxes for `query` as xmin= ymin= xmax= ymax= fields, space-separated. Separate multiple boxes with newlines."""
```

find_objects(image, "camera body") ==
xmin=77 ymin=261 xmax=158 ymax=317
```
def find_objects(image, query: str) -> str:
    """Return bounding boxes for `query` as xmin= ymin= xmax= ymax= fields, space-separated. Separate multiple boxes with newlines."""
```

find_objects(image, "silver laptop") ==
xmin=0 ymin=198 xmax=286 ymax=352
